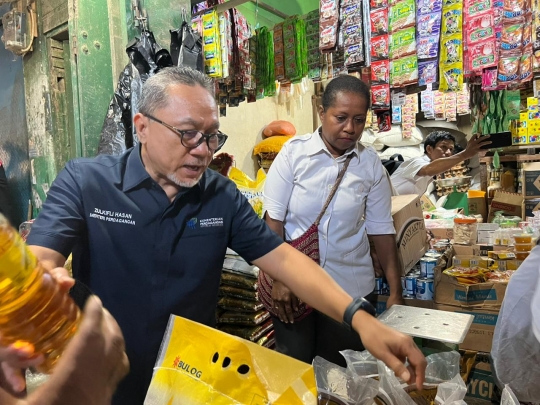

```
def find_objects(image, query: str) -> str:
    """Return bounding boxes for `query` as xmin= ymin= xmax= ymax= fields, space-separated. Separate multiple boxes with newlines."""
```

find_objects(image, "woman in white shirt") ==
xmin=263 ymin=75 xmax=404 ymax=366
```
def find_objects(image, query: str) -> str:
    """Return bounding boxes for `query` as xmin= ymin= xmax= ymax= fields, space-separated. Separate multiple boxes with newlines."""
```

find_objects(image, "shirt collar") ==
xmin=123 ymin=144 xmax=206 ymax=195
xmin=305 ymin=127 xmax=360 ymax=159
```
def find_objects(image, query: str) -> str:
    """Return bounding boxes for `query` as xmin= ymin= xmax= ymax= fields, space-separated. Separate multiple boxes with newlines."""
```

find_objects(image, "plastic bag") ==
xmin=500 ymin=386 xmax=520 ymax=405
xmin=434 ymin=374 xmax=467 ymax=404
xmin=313 ymin=356 xmax=379 ymax=405
xmin=229 ymin=168 xmax=266 ymax=218
xmin=340 ymin=350 xmax=379 ymax=378
xmin=425 ymin=351 xmax=461 ymax=384
xmin=376 ymin=361 xmax=416 ymax=405
xmin=145 ymin=315 xmax=318 ymax=404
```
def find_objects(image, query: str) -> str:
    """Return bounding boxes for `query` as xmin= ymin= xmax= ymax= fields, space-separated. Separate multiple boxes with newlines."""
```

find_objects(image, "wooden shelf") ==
xmin=479 ymin=153 xmax=540 ymax=164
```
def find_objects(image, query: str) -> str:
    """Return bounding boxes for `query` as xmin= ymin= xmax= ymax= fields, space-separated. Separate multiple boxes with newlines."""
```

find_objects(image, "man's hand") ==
xmin=272 ymin=281 xmax=299 ymax=324
xmin=353 ymin=311 xmax=426 ymax=389
xmin=386 ymin=294 xmax=405 ymax=309
xmin=0 ymin=268 xmax=75 ymax=394
xmin=461 ymin=134 xmax=491 ymax=159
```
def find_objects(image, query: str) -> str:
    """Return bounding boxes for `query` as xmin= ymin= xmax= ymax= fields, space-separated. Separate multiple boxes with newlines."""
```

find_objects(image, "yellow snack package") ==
xmin=229 ymin=168 xmax=266 ymax=218
xmin=441 ymin=4 xmax=463 ymax=37
xmin=144 ymin=316 xmax=317 ymax=405
xmin=439 ymin=62 xmax=463 ymax=92
xmin=440 ymin=34 xmax=463 ymax=65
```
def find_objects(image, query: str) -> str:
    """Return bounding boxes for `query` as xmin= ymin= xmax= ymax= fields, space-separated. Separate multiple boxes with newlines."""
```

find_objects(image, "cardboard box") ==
xmin=420 ymin=194 xmax=436 ymax=212
xmin=435 ymin=304 xmax=499 ymax=353
xmin=468 ymin=196 xmax=487 ymax=222
xmin=522 ymin=162 xmax=540 ymax=197
xmin=434 ymin=272 xmax=507 ymax=309
xmin=464 ymin=353 xmax=496 ymax=402
xmin=428 ymin=227 xmax=454 ymax=240
xmin=376 ymin=295 xmax=434 ymax=315
xmin=523 ymin=198 xmax=540 ymax=218
xmin=453 ymin=244 xmax=481 ymax=256
xmin=372 ymin=195 xmax=427 ymax=276
xmin=487 ymin=191 xmax=523 ymax=222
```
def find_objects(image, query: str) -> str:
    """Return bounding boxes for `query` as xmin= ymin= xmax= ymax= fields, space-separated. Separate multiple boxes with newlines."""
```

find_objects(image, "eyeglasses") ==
xmin=145 ymin=114 xmax=228 ymax=152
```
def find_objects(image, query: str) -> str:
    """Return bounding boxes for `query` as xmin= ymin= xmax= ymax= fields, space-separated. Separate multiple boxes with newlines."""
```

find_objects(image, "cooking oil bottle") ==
xmin=0 ymin=214 xmax=80 ymax=373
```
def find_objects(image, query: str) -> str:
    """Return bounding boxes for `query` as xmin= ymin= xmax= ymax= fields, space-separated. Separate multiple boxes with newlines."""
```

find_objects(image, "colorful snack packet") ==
xmin=417 ymin=0 xmax=443 ymax=15
xmin=520 ymin=48 xmax=533 ymax=81
xmin=503 ymin=0 xmax=527 ymax=19
xmin=501 ymin=19 xmax=524 ymax=51
xmin=343 ymin=24 xmax=363 ymax=47
xmin=417 ymin=35 xmax=440 ymax=59
xmin=441 ymin=34 xmax=464 ymax=65
xmin=371 ymin=59 xmax=391 ymax=83
xmin=440 ymin=62 xmax=464 ymax=91
xmin=389 ymin=0 xmax=416 ymax=32
xmin=371 ymin=8 xmax=389 ymax=35
xmin=497 ymin=54 xmax=521 ymax=84
xmin=389 ymin=27 xmax=417 ymax=58
xmin=371 ymin=0 xmax=389 ymax=8
xmin=468 ymin=39 xmax=498 ymax=70
xmin=390 ymin=55 xmax=419 ymax=87
xmin=417 ymin=12 xmax=442 ymax=37
xmin=371 ymin=34 xmax=390 ymax=60
xmin=418 ymin=60 xmax=438 ymax=85
xmin=344 ymin=43 xmax=365 ymax=66
xmin=392 ymin=105 xmax=402 ymax=123
xmin=443 ymin=0 xmax=463 ymax=7
xmin=465 ymin=0 xmax=492 ymax=17
xmin=466 ymin=12 xmax=495 ymax=44
xmin=441 ymin=5 xmax=463 ymax=36
xmin=372 ymin=84 xmax=391 ymax=108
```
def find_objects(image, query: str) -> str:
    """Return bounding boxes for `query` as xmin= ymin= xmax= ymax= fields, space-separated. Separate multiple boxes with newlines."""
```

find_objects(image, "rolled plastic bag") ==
xmin=434 ymin=373 xmax=467 ymax=404
xmin=313 ymin=356 xmax=379 ymax=405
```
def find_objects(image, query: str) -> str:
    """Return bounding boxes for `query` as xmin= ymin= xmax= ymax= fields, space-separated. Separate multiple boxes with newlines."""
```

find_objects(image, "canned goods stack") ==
xmin=374 ymin=277 xmax=390 ymax=295
xmin=400 ymin=250 xmax=439 ymax=301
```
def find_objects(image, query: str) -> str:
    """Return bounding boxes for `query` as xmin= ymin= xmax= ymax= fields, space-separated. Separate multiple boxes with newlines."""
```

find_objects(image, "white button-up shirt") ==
xmin=390 ymin=155 xmax=432 ymax=195
xmin=263 ymin=129 xmax=395 ymax=298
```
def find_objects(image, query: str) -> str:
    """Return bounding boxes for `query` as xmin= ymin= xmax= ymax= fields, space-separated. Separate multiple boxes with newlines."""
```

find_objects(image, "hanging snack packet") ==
xmin=501 ymin=19 xmax=524 ymax=51
xmin=417 ymin=0 xmax=443 ymax=15
xmin=371 ymin=0 xmax=389 ymax=8
xmin=441 ymin=34 xmax=464 ymax=64
xmin=441 ymin=5 xmax=463 ymax=36
xmin=497 ymin=54 xmax=521 ymax=84
xmin=417 ymin=13 xmax=442 ymax=37
xmin=371 ymin=34 xmax=390 ymax=60
xmin=418 ymin=60 xmax=438 ymax=84
xmin=344 ymin=43 xmax=364 ymax=66
xmin=371 ymin=59 xmax=391 ymax=83
xmin=372 ymin=84 xmax=391 ymax=108
xmin=389 ymin=27 xmax=417 ymax=58
xmin=503 ymin=0 xmax=527 ymax=18
xmin=377 ymin=110 xmax=392 ymax=131
xmin=343 ymin=24 xmax=363 ymax=47
xmin=390 ymin=55 xmax=419 ymax=87
xmin=465 ymin=0 xmax=492 ymax=16
xmin=418 ymin=35 xmax=440 ymax=59
xmin=440 ymin=62 xmax=464 ymax=91
xmin=320 ymin=0 xmax=339 ymax=51
xmin=371 ymin=8 xmax=389 ymax=35
xmin=392 ymin=105 xmax=403 ymax=123
xmin=482 ymin=66 xmax=501 ymax=90
xmin=520 ymin=49 xmax=533 ymax=81
xmin=469 ymin=39 xmax=498 ymax=70
xmin=467 ymin=12 xmax=495 ymax=44
xmin=522 ymin=14 xmax=533 ymax=47
xmin=341 ymin=3 xmax=363 ymax=26
xmin=389 ymin=0 xmax=416 ymax=32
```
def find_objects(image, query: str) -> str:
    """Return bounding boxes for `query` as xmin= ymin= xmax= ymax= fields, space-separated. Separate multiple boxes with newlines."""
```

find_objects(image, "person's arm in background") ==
xmin=367 ymin=157 xmax=404 ymax=308
xmin=263 ymin=143 xmax=298 ymax=324
xmin=0 ymin=296 xmax=128 ymax=405
xmin=0 ymin=163 xmax=15 ymax=225
xmin=417 ymin=134 xmax=490 ymax=177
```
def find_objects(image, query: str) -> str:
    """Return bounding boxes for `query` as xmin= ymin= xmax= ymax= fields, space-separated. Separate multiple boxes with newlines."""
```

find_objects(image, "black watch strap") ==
xmin=343 ymin=297 xmax=377 ymax=330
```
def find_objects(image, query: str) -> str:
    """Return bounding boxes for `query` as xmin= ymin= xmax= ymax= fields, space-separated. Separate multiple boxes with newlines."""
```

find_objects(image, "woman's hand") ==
xmin=272 ymin=281 xmax=299 ymax=324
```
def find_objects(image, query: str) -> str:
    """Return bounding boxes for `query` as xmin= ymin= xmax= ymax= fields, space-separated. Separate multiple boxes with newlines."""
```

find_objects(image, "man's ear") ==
xmin=133 ymin=113 xmax=148 ymax=144
xmin=425 ymin=145 xmax=433 ymax=157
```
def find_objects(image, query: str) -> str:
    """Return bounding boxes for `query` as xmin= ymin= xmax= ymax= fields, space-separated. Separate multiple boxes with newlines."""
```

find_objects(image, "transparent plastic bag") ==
xmin=376 ymin=361 xmax=416 ymax=405
xmin=339 ymin=349 xmax=379 ymax=378
xmin=434 ymin=373 xmax=467 ymax=404
xmin=500 ymin=385 xmax=520 ymax=405
xmin=313 ymin=356 xmax=379 ymax=405
xmin=425 ymin=351 xmax=461 ymax=384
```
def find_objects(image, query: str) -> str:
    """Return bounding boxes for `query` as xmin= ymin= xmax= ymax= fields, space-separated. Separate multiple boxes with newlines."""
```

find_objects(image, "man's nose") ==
xmin=190 ymin=139 xmax=211 ymax=157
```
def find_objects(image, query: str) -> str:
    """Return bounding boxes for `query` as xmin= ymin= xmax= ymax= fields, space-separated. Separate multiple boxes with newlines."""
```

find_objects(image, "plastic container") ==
xmin=453 ymin=217 xmax=478 ymax=245
xmin=0 ymin=214 xmax=80 ymax=373
xmin=514 ymin=243 xmax=533 ymax=252
xmin=516 ymin=252 xmax=530 ymax=260
xmin=514 ymin=234 xmax=533 ymax=244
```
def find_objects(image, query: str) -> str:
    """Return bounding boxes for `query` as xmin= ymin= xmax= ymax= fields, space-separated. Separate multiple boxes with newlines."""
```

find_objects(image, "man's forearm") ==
xmin=371 ymin=234 xmax=402 ymax=297
xmin=417 ymin=152 xmax=468 ymax=177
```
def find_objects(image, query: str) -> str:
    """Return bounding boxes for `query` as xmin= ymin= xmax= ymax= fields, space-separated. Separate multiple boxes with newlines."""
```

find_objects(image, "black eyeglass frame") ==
xmin=145 ymin=114 xmax=228 ymax=152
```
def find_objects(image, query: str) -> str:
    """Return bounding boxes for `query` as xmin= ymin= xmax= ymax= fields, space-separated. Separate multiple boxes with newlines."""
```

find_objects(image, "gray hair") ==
xmin=138 ymin=66 xmax=215 ymax=115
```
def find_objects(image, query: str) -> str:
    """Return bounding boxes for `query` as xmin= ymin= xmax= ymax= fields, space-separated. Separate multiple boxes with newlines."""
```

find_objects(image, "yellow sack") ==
xmin=229 ymin=168 xmax=266 ymax=218
xmin=144 ymin=316 xmax=317 ymax=405
xmin=253 ymin=136 xmax=291 ymax=155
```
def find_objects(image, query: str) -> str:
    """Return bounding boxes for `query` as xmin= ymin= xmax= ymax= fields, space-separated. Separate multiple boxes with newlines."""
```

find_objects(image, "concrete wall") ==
xmin=218 ymin=82 xmax=316 ymax=178
xmin=0 ymin=4 xmax=31 ymax=225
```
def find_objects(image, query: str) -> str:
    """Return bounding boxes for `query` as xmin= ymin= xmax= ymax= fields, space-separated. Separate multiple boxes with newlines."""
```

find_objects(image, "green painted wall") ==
xmin=237 ymin=0 xmax=319 ymax=28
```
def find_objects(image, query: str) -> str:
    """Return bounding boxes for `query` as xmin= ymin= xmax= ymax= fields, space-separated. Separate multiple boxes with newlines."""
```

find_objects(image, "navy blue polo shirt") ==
xmin=27 ymin=146 xmax=283 ymax=405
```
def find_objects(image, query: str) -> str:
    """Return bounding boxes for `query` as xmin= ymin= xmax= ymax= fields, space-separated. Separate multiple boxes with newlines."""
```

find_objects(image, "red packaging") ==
xmin=372 ymin=84 xmax=391 ymax=108
xmin=371 ymin=34 xmax=389 ymax=60
xmin=468 ymin=40 xmax=498 ymax=71
xmin=377 ymin=110 xmax=392 ymax=131
xmin=466 ymin=12 xmax=495 ymax=45
xmin=370 ymin=8 xmax=389 ymax=35
xmin=371 ymin=59 xmax=390 ymax=83
xmin=371 ymin=0 xmax=389 ymax=8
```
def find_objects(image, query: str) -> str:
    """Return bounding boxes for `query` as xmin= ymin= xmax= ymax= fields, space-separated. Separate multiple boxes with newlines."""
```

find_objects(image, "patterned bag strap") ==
xmin=314 ymin=154 xmax=353 ymax=227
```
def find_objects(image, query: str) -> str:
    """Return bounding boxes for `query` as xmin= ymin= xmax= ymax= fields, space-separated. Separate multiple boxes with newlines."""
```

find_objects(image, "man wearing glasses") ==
xmin=15 ymin=67 xmax=426 ymax=404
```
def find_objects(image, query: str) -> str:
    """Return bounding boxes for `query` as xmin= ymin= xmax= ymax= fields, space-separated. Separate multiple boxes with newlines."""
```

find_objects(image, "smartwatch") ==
xmin=342 ymin=297 xmax=377 ymax=331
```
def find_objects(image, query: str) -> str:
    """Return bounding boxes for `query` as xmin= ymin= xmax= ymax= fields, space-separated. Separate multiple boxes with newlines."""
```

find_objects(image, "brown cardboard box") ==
xmin=420 ymin=195 xmax=436 ymax=212
xmin=376 ymin=295 xmax=434 ymax=315
xmin=452 ymin=244 xmax=481 ymax=256
xmin=523 ymin=197 xmax=540 ymax=218
xmin=371 ymin=195 xmax=427 ymax=276
xmin=487 ymin=191 xmax=523 ymax=222
xmin=468 ymin=196 xmax=487 ymax=222
xmin=522 ymin=162 xmax=540 ymax=197
xmin=435 ymin=304 xmax=499 ymax=353
xmin=464 ymin=352 xmax=496 ymax=402
xmin=428 ymin=227 xmax=454 ymax=240
xmin=434 ymin=272 xmax=507 ymax=309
